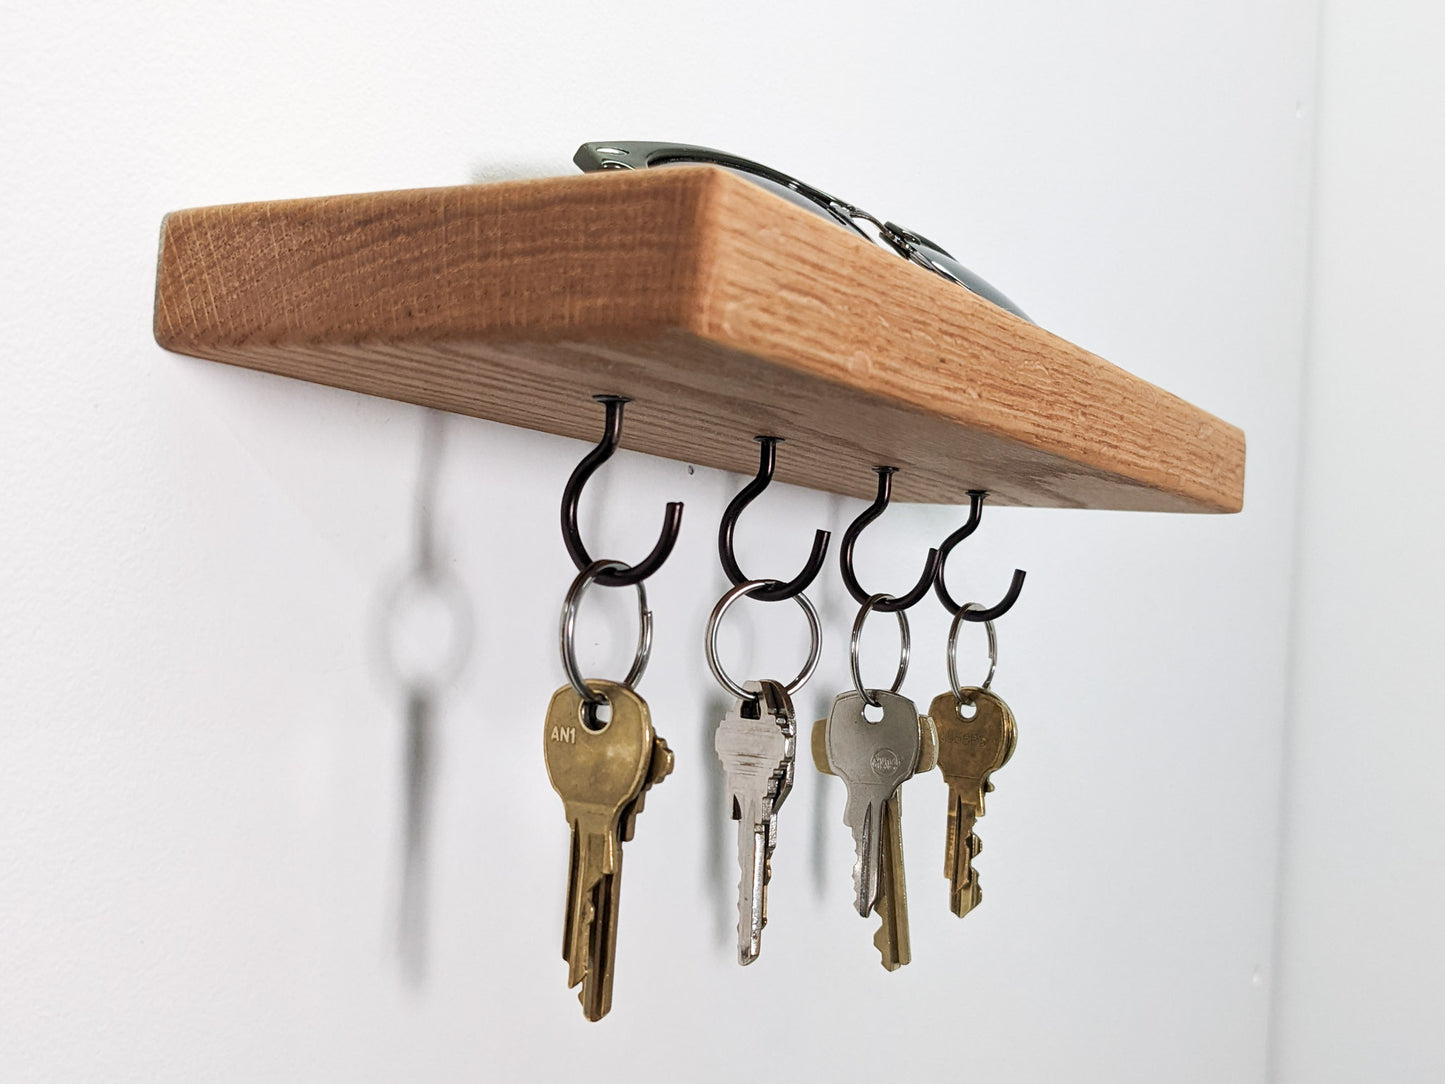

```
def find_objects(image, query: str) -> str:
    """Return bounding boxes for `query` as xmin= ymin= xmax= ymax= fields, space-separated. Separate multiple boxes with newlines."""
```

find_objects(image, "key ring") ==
xmin=849 ymin=593 xmax=911 ymax=708
xmin=947 ymin=601 xmax=998 ymax=705
xmin=559 ymin=559 xmax=653 ymax=704
xmin=704 ymin=579 xmax=822 ymax=702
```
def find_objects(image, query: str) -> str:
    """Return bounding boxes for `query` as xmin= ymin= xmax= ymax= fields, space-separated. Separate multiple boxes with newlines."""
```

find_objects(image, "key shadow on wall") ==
xmin=366 ymin=409 xmax=473 ymax=987
xmin=698 ymin=686 xmax=733 ymax=949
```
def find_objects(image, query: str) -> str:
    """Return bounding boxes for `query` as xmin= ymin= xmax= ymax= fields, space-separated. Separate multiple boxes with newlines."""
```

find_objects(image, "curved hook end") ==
xmin=719 ymin=436 xmax=829 ymax=601
xmin=839 ymin=466 xmax=939 ymax=612
xmin=562 ymin=397 xmax=684 ymax=587
xmin=933 ymin=489 xmax=1025 ymax=621
xmin=957 ymin=568 xmax=1026 ymax=622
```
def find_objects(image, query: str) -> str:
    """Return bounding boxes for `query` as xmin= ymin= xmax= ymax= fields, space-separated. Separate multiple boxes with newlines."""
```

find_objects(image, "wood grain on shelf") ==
xmin=153 ymin=166 xmax=1244 ymax=512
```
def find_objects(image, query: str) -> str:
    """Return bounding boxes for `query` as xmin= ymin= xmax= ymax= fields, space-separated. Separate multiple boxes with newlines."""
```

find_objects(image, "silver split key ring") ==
xmin=559 ymin=558 xmax=653 ymax=704
xmin=947 ymin=601 xmax=998 ymax=705
xmin=704 ymin=579 xmax=822 ymax=702
xmin=849 ymin=592 xmax=911 ymax=708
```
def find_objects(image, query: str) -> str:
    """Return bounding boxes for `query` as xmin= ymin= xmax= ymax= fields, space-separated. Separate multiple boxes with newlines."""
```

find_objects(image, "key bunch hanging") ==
xmin=544 ymin=396 xmax=1027 ymax=1021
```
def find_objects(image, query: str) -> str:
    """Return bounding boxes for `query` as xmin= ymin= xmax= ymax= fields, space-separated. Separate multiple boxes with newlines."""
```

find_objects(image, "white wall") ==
xmin=1270 ymin=2 xmax=1445 ymax=1080
xmin=1 ymin=3 xmax=1315 ymax=1080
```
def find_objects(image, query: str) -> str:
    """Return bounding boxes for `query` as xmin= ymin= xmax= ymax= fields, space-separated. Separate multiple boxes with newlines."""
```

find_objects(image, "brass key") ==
xmin=871 ymin=794 xmax=909 ymax=970
xmin=813 ymin=712 xmax=936 ymax=969
xmin=584 ymin=731 xmax=671 ymax=1021
xmin=872 ymin=713 xmax=937 ymax=969
xmin=930 ymin=687 xmax=1016 ymax=918
xmin=544 ymin=680 xmax=670 ymax=1021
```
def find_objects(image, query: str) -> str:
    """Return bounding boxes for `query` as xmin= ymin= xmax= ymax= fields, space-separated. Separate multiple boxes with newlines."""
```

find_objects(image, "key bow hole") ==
xmin=582 ymin=697 xmax=612 ymax=732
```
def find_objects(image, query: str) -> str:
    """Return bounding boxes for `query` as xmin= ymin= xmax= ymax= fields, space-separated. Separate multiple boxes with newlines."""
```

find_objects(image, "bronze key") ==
xmin=544 ymin=680 xmax=668 ymax=1021
xmin=930 ymin=687 xmax=1016 ymax=918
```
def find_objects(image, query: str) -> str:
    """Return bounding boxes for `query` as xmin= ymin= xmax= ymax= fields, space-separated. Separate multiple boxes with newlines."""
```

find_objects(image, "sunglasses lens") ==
xmin=920 ymin=249 xmax=1031 ymax=323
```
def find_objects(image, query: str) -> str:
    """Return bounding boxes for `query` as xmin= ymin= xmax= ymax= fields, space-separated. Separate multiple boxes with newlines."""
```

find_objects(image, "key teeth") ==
xmin=949 ymin=832 xmax=984 ymax=917
xmin=873 ymin=914 xmax=903 ymax=972
xmin=872 ymin=798 xmax=910 ymax=970
xmin=720 ymin=703 xmax=794 ymax=968
xmin=568 ymin=890 xmax=597 ymax=988
xmin=852 ymin=852 xmax=872 ymax=917
xmin=945 ymin=798 xmax=981 ymax=919
xmin=848 ymin=801 xmax=876 ymax=917
xmin=650 ymin=737 xmax=675 ymax=784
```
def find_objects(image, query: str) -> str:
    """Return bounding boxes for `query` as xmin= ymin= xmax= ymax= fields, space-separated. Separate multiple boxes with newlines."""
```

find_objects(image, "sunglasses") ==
xmin=574 ymin=140 xmax=1029 ymax=323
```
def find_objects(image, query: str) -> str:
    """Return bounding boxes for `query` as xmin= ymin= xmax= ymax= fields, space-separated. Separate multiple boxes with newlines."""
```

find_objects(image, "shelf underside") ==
xmin=153 ymin=166 xmax=1244 ymax=512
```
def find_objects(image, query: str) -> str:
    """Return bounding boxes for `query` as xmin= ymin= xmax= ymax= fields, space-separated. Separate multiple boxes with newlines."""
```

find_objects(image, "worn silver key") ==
xmin=715 ymin=679 xmax=796 ymax=965
xmin=824 ymin=689 xmax=922 ymax=917
xmin=930 ymin=687 xmax=1016 ymax=918
xmin=544 ymin=680 xmax=670 ymax=1021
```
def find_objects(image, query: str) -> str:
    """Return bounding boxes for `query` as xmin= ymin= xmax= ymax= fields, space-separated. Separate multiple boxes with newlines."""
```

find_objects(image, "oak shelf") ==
xmin=153 ymin=166 xmax=1244 ymax=513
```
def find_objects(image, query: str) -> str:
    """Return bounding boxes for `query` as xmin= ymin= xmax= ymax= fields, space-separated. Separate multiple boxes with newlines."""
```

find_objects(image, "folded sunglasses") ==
xmin=575 ymin=140 xmax=1029 ymax=322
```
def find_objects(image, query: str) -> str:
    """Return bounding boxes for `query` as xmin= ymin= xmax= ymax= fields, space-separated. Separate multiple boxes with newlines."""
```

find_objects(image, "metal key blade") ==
xmin=946 ymin=795 xmax=982 ymax=917
xmin=872 ymin=793 xmax=911 ymax=970
xmin=825 ymin=690 xmax=921 ymax=918
xmin=850 ymin=801 xmax=878 ymax=917
xmin=580 ymin=848 xmax=622 ymax=1021
xmin=565 ymin=827 xmax=617 ymax=988
xmin=562 ymin=822 xmax=583 ymax=967
xmin=874 ymin=710 xmax=932 ymax=966
xmin=716 ymin=680 xmax=795 ymax=964
xmin=584 ymin=737 xmax=672 ymax=1017
xmin=738 ymin=814 xmax=768 ymax=964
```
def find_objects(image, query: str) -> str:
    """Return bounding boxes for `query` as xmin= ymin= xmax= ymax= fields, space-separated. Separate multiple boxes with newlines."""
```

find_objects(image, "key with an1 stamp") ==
xmin=545 ymin=679 xmax=672 ymax=1021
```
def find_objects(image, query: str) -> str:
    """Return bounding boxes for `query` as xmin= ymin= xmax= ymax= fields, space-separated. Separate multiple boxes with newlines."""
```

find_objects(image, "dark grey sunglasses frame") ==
xmin=574 ymin=140 xmax=1029 ymax=322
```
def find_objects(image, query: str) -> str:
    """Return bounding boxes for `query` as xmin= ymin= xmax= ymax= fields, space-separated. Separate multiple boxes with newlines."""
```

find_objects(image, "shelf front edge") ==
xmin=153 ymin=167 xmax=1245 ymax=512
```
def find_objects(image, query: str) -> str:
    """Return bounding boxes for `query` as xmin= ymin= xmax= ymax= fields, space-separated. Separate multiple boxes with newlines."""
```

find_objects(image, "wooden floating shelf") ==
xmin=153 ymin=166 xmax=1244 ymax=512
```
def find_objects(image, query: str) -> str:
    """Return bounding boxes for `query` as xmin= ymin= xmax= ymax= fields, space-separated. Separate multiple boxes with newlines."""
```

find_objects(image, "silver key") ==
xmin=824 ymin=689 xmax=922 ymax=917
xmin=715 ymin=679 xmax=796 ymax=964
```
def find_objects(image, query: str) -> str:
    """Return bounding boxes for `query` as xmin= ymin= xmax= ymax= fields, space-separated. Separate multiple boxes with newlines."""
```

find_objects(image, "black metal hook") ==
xmin=839 ymin=467 xmax=942 ymax=613
xmin=934 ymin=490 xmax=1027 ymax=621
xmin=718 ymin=436 xmax=831 ymax=602
xmin=560 ymin=395 xmax=683 ymax=588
